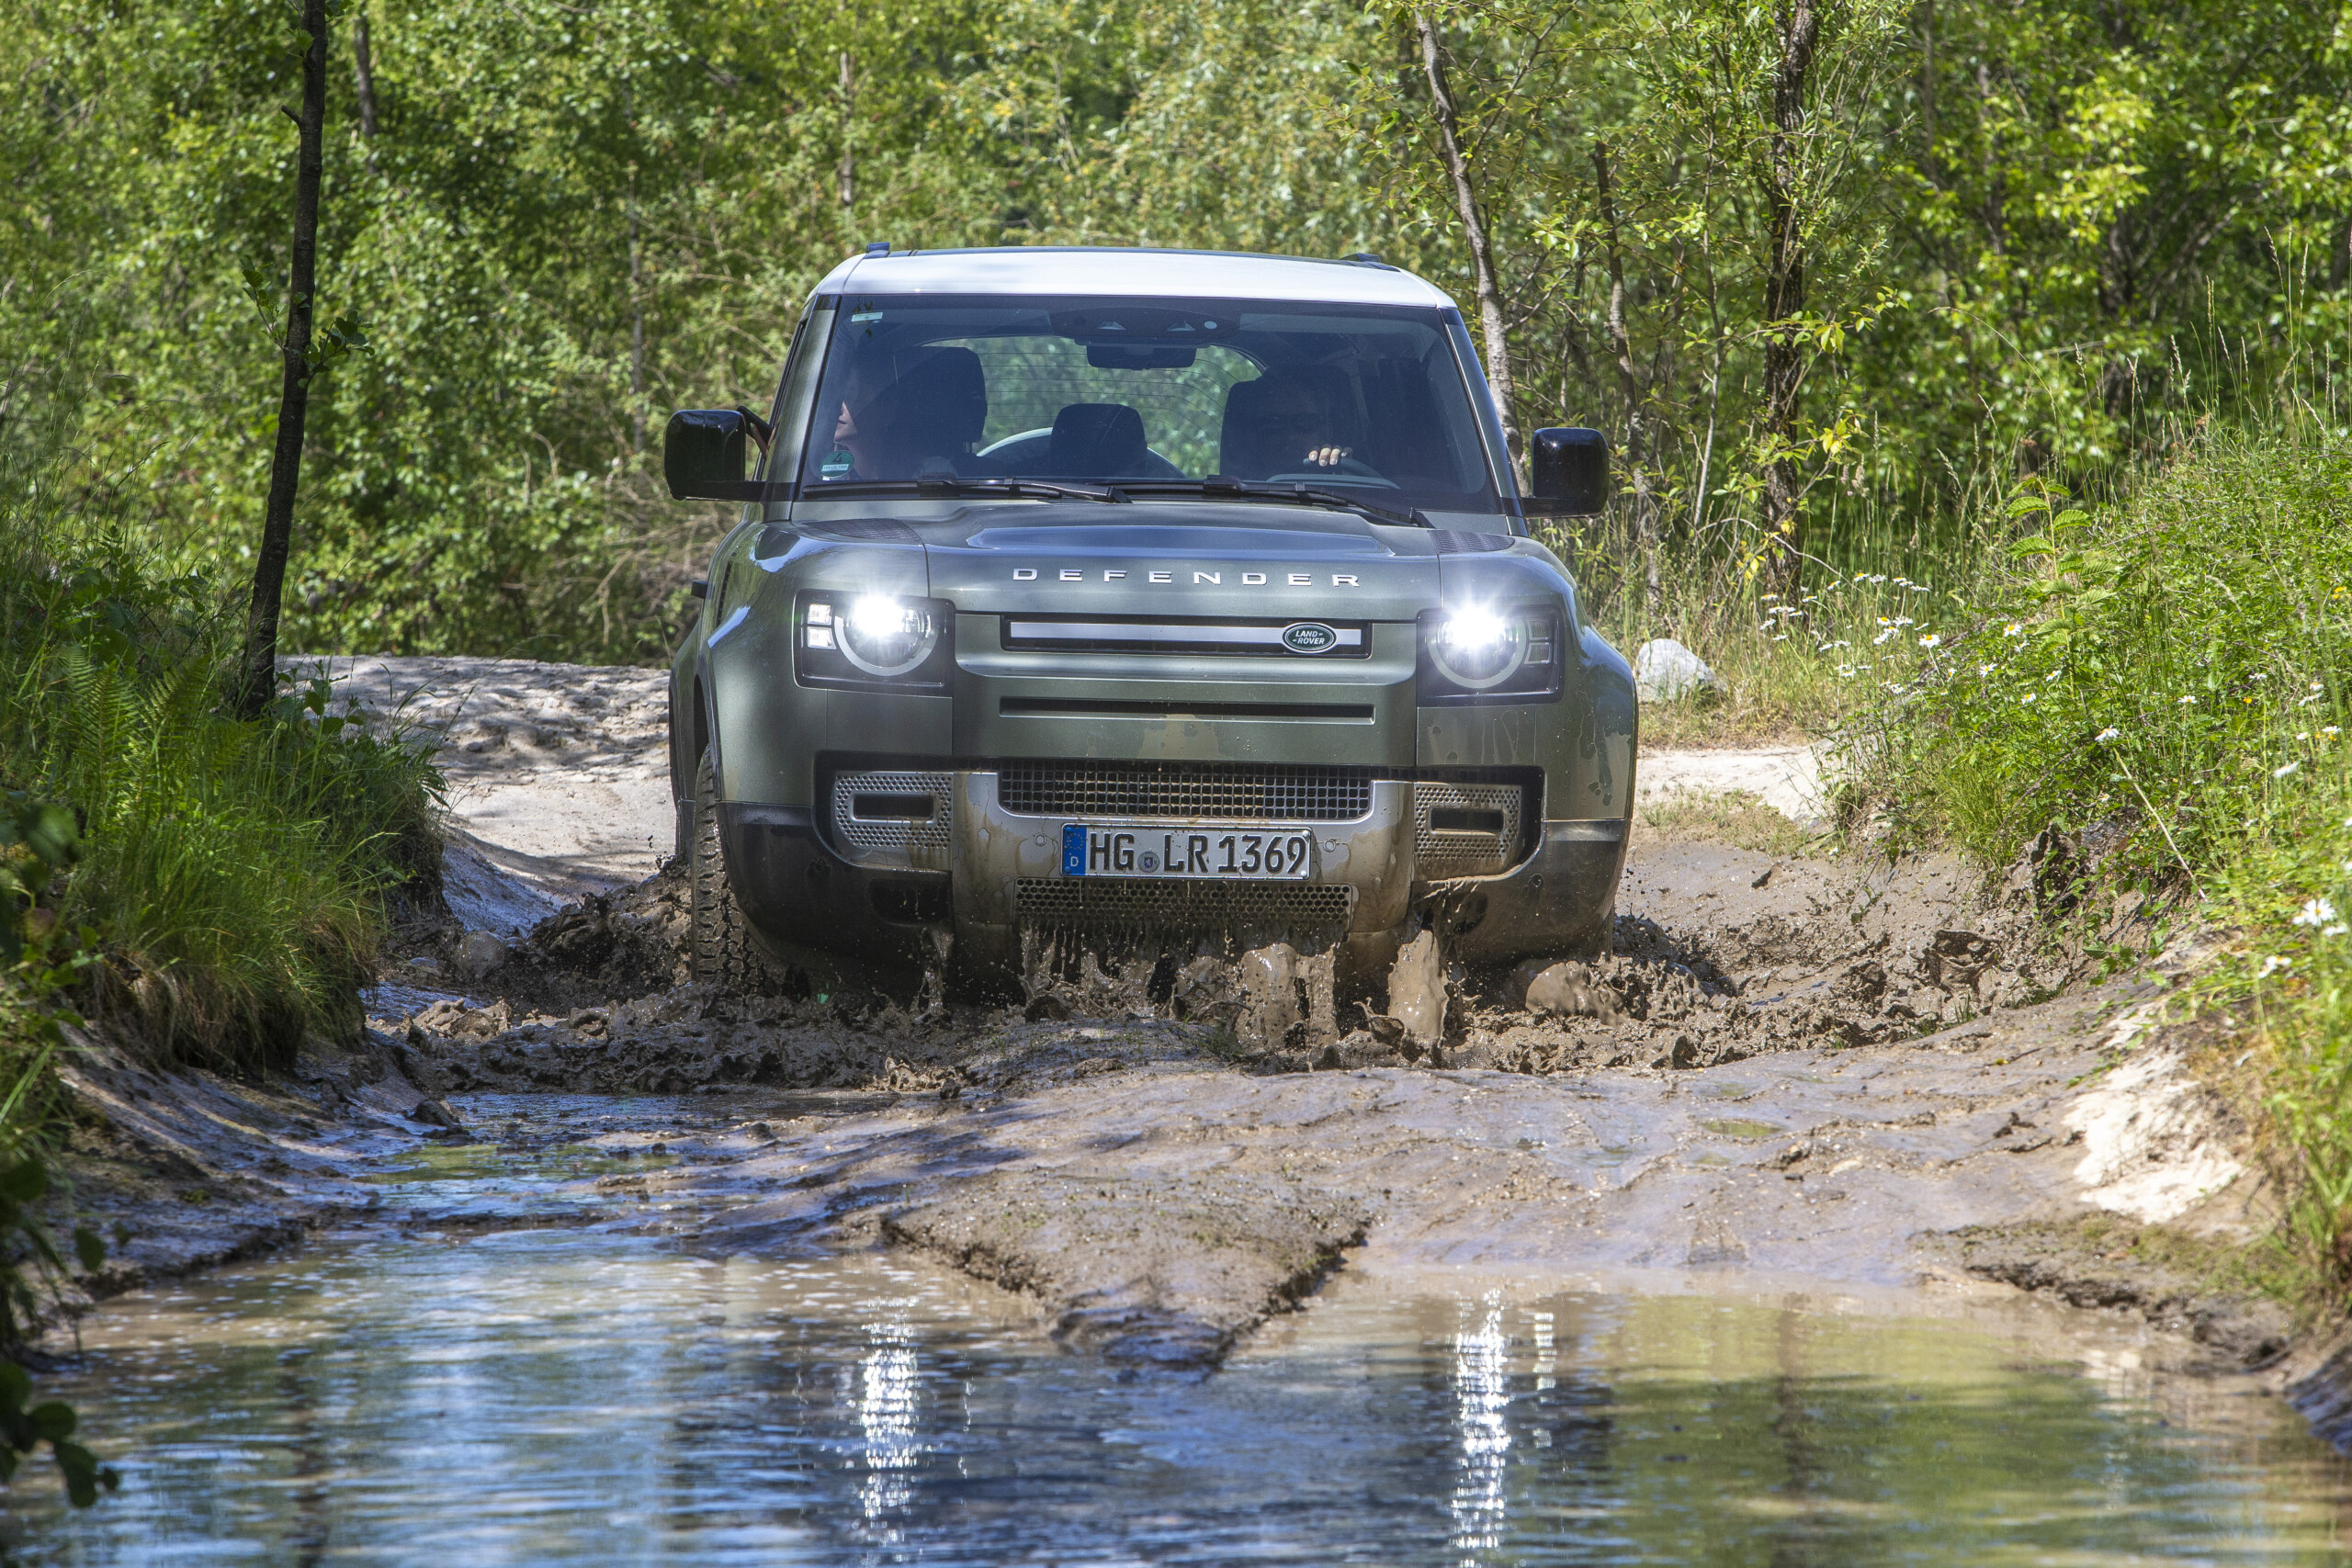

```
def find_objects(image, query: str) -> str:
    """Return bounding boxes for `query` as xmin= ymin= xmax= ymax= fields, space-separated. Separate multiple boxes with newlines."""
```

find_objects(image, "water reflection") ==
xmin=7 ymin=1231 xmax=2349 ymax=1566
xmin=854 ymin=1312 xmax=922 ymax=1535
xmin=1449 ymin=1296 xmax=1512 ymax=1564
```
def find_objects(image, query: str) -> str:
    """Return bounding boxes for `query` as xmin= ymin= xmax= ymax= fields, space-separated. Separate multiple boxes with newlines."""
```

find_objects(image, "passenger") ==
xmin=823 ymin=347 xmax=989 ymax=480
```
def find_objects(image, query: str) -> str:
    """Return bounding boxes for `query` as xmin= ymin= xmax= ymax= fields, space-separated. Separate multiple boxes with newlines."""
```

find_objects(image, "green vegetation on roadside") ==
xmin=1843 ymin=411 xmax=2352 ymax=1305
xmin=0 ymin=361 xmax=442 ymax=1506
xmin=2 ymin=385 xmax=443 ymax=1074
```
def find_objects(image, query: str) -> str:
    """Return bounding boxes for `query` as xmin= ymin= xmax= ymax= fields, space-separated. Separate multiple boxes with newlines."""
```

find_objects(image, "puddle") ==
xmin=15 ymin=1089 xmax=2351 ymax=1563
xmin=10 ymin=1239 xmax=2352 ymax=1562
xmin=1699 ymin=1117 xmax=1786 ymax=1141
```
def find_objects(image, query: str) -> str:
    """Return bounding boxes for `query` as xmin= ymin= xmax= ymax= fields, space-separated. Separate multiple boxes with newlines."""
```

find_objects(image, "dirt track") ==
xmin=53 ymin=657 xmax=2303 ymax=1393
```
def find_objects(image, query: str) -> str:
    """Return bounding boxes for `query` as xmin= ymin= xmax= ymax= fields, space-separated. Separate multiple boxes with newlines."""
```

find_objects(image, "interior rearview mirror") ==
xmin=1087 ymin=344 xmax=1197 ymax=370
xmin=1525 ymin=427 xmax=1611 ymax=516
xmin=664 ymin=408 xmax=773 ymax=502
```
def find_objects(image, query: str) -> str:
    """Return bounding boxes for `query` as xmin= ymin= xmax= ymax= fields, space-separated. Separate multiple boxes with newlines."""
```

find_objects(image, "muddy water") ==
xmin=13 ymin=1100 xmax=2352 ymax=1566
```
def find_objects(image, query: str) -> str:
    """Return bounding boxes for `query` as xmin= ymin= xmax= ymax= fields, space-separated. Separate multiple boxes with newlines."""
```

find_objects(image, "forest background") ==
xmin=6 ymin=0 xmax=2346 ymax=666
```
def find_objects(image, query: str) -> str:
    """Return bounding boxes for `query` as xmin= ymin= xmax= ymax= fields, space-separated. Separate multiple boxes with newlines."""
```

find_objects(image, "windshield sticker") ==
xmin=820 ymin=449 xmax=854 ymax=479
xmin=850 ymin=305 xmax=884 ymax=322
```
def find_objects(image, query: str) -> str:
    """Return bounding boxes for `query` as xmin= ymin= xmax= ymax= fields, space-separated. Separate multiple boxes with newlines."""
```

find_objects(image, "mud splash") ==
xmin=380 ymin=824 xmax=2172 ymax=1111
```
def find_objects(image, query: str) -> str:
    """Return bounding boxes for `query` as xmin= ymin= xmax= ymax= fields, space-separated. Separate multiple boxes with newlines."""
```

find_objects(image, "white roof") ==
xmin=811 ymin=246 xmax=1461 ymax=310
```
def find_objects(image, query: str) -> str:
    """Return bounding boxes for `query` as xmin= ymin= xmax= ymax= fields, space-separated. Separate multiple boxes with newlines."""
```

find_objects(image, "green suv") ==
xmin=662 ymin=245 xmax=1634 ymax=988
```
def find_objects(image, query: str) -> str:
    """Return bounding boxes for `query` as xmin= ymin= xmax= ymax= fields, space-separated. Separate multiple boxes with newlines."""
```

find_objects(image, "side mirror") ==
xmin=1525 ymin=427 xmax=1611 ymax=516
xmin=663 ymin=408 xmax=773 ymax=502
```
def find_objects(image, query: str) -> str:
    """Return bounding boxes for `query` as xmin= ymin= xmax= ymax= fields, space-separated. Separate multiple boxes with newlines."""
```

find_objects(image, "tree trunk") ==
xmin=238 ymin=0 xmax=329 ymax=719
xmin=1758 ymin=0 xmax=1818 ymax=597
xmin=628 ymin=176 xmax=646 ymax=454
xmin=1414 ymin=11 xmax=1521 ymax=481
xmin=837 ymin=50 xmax=855 ymax=209
xmin=353 ymin=8 xmax=379 ymax=142
xmin=1591 ymin=140 xmax=1657 ymax=607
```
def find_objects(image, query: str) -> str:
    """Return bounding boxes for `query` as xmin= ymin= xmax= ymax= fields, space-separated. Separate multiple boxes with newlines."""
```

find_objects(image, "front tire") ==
xmin=689 ymin=746 xmax=770 ymax=992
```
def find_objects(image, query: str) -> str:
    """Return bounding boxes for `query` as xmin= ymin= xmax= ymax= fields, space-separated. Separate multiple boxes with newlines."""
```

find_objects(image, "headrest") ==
xmin=1049 ymin=403 xmax=1148 ymax=475
xmin=893 ymin=345 xmax=988 ymax=446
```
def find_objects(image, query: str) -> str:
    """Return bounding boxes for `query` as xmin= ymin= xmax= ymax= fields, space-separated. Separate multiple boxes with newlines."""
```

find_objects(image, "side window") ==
xmin=763 ymin=299 xmax=836 ymax=503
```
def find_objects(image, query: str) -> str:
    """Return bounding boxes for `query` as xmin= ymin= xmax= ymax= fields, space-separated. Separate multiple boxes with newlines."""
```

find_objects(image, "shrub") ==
xmin=1858 ymin=433 xmax=2352 ymax=879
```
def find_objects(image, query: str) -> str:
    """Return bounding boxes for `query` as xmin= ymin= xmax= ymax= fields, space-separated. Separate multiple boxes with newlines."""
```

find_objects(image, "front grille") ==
xmin=1414 ymin=781 xmax=1526 ymax=875
xmin=829 ymin=770 xmax=954 ymax=857
xmin=999 ymin=761 xmax=1372 ymax=822
xmin=1015 ymin=877 xmax=1355 ymax=930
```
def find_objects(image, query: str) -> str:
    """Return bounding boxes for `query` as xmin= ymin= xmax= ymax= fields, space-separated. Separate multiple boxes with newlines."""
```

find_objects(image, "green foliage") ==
xmin=0 ymin=798 xmax=79 ymax=969
xmin=0 ymin=351 xmax=444 ymax=1072
xmin=1 ymin=0 xmax=2346 ymax=662
xmin=0 ymin=1355 xmax=119 ymax=1509
xmin=1850 ymin=422 xmax=2352 ymax=1296
xmin=1359 ymin=0 xmax=2352 ymax=581
xmin=1859 ymin=432 xmax=2352 ymax=877
xmin=0 ymin=1019 xmax=118 ymax=1510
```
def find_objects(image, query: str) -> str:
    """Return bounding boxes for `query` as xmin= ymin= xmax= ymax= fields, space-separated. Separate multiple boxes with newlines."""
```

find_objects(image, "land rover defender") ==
xmin=661 ymin=246 xmax=1635 ymax=989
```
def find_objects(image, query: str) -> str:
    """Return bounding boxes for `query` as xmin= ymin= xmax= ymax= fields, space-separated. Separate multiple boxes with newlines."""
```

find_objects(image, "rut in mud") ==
xmin=379 ymin=826 xmax=2145 ymax=1104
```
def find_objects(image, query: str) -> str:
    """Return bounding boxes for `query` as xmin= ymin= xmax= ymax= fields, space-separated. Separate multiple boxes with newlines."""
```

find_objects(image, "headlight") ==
xmin=797 ymin=592 xmax=952 ymax=690
xmin=1419 ymin=604 xmax=1561 ymax=704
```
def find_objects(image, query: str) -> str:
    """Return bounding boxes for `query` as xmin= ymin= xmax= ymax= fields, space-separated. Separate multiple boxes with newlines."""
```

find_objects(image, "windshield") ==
xmin=793 ymin=295 xmax=1502 ymax=513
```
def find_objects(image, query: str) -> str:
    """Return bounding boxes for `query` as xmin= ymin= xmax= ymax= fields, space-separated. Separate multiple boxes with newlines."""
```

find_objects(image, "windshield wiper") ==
xmin=1114 ymin=479 xmax=1434 ymax=528
xmin=805 ymin=478 xmax=1127 ymax=504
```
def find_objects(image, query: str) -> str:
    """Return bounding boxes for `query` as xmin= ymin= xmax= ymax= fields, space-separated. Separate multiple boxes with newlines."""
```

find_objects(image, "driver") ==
xmin=820 ymin=346 xmax=989 ymax=481
xmin=1254 ymin=372 xmax=1352 ymax=472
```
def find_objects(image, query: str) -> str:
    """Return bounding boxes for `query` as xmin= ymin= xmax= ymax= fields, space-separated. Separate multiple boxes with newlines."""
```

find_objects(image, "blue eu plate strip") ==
xmin=1061 ymin=823 xmax=1087 ymax=876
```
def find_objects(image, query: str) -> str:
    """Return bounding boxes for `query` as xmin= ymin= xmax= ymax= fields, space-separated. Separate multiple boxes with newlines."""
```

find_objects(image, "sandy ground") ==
xmin=1639 ymin=743 xmax=1826 ymax=826
xmin=51 ymin=659 xmax=2316 ymax=1414
xmin=294 ymin=655 xmax=673 ymax=932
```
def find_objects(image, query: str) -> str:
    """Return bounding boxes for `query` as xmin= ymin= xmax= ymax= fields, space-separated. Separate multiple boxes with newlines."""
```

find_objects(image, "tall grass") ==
xmin=0 ymin=363 xmax=442 ymax=1077
xmin=1848 ymin=422 xmax=2352 ymax=1302
xmin=1544 ymin=494 xmax=1988 ymax=748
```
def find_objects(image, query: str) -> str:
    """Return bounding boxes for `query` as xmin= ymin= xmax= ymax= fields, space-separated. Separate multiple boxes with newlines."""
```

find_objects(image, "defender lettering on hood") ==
xmin=1011 ymin=568 xmax=1363 ymax=586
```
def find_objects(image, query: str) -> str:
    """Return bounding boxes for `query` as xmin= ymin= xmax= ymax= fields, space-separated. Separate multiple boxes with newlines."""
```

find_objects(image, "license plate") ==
xmin=1060 ymin=823 xmax=1313 ymax=880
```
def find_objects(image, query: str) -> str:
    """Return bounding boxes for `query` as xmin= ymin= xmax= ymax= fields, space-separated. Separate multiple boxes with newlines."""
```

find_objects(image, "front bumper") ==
xmin=718 ymin=763 xmax=1625 ymax=976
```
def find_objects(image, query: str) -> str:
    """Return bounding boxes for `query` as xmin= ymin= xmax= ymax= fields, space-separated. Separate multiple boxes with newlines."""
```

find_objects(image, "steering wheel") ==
xmin=1264 ymin=457 xmax=1398 ymax=488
